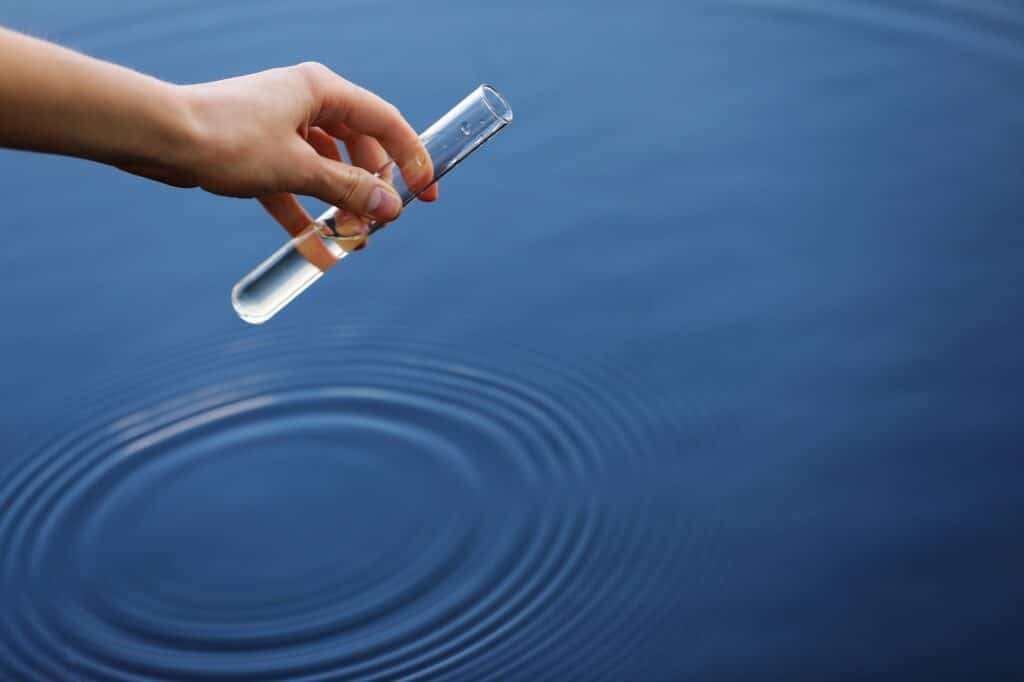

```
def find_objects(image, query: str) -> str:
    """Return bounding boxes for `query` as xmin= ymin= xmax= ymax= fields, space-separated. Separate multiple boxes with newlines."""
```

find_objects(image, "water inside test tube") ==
xmin=232 ymin=227 xmax=346 ymax=324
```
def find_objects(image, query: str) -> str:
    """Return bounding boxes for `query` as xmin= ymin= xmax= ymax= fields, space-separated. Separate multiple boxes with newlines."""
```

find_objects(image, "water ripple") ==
xmin=51 ymin=0 xmax=384 ymax=55
xmin=0 ymin=326 xmax=674 ymax=681
xmin=729 ymin=0 xmax=1024 ymax=66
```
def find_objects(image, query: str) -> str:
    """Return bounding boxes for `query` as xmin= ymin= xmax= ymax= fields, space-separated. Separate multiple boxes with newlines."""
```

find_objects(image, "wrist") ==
xmin=149 ymin=81 xmax=206 ymax=182
xmin=79 ymin=76 xmax=207 ymax=186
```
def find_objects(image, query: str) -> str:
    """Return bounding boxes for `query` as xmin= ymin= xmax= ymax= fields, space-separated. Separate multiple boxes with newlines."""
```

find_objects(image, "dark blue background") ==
xmin=2 ymin=1 xmax=1023 ymax=679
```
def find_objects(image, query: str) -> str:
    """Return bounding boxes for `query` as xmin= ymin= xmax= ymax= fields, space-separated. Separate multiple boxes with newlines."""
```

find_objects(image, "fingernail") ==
xmin=411 ymin=152 xmax=430 ymax=179
xmin=397 ymin=152 xmax=431 ymax=189
xmin=367 ymin=186 xmax=401 ymax=220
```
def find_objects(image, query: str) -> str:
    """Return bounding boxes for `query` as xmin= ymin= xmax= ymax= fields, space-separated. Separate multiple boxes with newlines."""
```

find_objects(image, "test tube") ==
xmin=231 ymin=84 xmax=513 ymax=324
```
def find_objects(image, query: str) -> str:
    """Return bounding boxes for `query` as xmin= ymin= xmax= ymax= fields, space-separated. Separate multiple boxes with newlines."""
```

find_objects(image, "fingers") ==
xmin=289 ymin=143 xmax=403 ymax=224
xmin=306 ymin=126 xmax=343 ymax=164
xmin=332 ymin=121 xmax=439 ymax=203
xmin=258 ymin=193 xmax=310 ymax=238
xmin=335 ymin=125 xmax=389 ymax=179
xmin=258 ymin=193 xmax=339 ymax=270
xmin=420 ymin=181 xmax=439 ymax=203
xmin=306 ymin=126 xmax=371 ymax=247
xmin=300 ymin=64 xmax=436 ymax=198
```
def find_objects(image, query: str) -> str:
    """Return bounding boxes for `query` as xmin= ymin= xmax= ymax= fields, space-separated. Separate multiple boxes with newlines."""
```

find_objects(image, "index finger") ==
xmin=303 ymin=65 xmax=435 ymax=197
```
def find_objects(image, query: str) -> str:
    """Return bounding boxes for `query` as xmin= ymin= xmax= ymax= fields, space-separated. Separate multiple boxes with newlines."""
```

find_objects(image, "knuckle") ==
xmin=293 ymin=61 xmax=330 ymax=88
xmin=296 ymin=60 xmax=328 ymax=76
xmin=336 ymin=167 xmax=362 ymax=207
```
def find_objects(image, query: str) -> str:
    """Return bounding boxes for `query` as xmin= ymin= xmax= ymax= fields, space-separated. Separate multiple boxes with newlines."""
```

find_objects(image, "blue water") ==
xmin=2 ymin=1 xmax=1024 ymax=679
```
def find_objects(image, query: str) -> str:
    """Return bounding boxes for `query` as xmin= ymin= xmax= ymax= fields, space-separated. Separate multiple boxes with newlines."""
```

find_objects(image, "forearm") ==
xmin=0 ymin=27 xmax=197 ymax=172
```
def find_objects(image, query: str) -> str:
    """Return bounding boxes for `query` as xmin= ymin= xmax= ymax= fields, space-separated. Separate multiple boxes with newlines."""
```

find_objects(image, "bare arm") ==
xmin=0 ymin=27 xmax=198 ymax=175
xmin=0 ymin=27 xmax=437 ymax=245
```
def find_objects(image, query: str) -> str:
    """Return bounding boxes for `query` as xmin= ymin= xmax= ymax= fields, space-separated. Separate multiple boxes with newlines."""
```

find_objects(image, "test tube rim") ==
xmin=480 ymin=84 xmax=514 ymax=124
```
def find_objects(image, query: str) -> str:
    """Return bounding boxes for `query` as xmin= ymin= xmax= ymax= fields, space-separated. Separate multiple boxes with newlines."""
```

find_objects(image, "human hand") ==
xmin=0 ymin=32 xmax=435 ymax=246
xmin=129 ymin=62 xmax=438 ymax=247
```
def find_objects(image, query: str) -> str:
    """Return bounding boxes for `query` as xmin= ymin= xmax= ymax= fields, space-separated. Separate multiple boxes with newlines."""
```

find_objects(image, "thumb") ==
xmin=294 ymin=153 xmax=403 ymax=223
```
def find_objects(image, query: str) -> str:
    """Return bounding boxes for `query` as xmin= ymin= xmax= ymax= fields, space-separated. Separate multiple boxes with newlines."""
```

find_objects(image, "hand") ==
xmin=0 ymin=32 xmax=435 ymax=245
xmin=127 ymin=62 xmax=439 ymax=246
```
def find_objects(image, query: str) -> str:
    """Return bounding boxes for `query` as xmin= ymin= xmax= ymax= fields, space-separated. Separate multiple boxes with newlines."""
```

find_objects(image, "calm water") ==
xmin=2 ymin=1 xmax=1024 ymax=679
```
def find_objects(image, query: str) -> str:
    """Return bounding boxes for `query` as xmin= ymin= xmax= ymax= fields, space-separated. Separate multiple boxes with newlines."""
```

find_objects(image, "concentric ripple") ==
xmin=0 ymin=326 xmax=678 ymax=681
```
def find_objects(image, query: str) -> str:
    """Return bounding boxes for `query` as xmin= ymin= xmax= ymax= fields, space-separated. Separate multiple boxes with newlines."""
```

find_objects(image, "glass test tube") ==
xmin=231 ymin=84 xmax=513 ymax=324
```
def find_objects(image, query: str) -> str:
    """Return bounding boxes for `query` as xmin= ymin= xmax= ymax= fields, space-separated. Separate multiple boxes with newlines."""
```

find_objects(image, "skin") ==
xmin=0 ymin=27 xmax=439 ymax=250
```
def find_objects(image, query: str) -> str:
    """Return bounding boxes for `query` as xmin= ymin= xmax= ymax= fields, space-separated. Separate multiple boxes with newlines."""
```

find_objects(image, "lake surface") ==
xmin=2 ymin=1 xmax=1023 ymax=679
